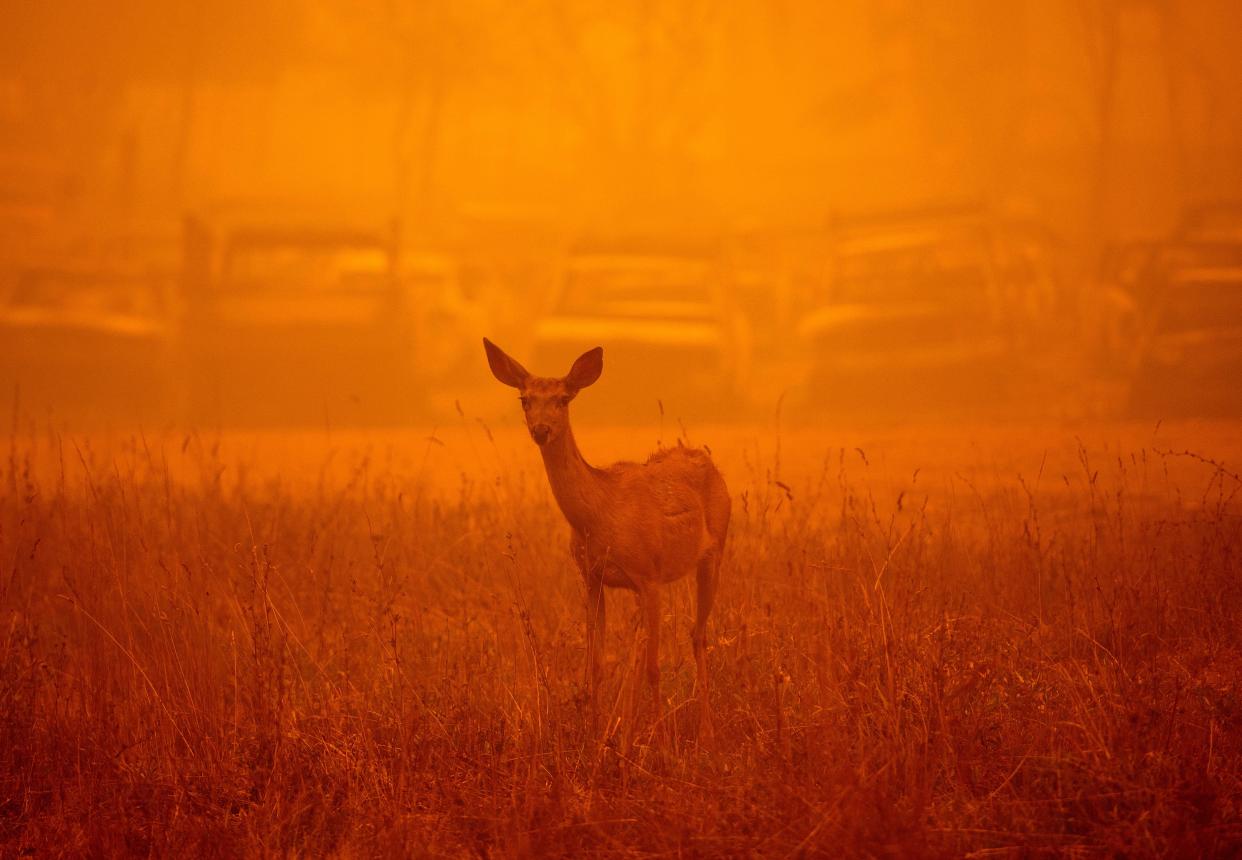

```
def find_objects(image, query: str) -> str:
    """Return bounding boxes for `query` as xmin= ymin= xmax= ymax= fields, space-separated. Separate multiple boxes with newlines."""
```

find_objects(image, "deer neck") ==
xmin=539 ymin=423 xmax=607 ymax=534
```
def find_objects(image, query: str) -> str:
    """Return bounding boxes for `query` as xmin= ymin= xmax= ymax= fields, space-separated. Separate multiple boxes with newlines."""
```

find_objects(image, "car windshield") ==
xmin=1122 ymin=243 xmax=1242 ymax=300
xmin=557 ymin=257 xmax=716 ymax=319
xmin=1181 ymin=207 xmax=1242 ymax=242
xmin=1159 ymin=271 xmax=1242 ymax=334
xmin=224 ymin=242 xmax=391 ymax=296
xmin=7 ymin=270 xmax=161 ymax=317
xmin=829 ymin=231 xmax=993 ymax=308
xmin=403 ymin=260 xmax=454 ymax=294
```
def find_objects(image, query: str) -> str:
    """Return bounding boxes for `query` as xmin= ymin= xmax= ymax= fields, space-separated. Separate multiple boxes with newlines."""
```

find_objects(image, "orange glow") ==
xmin=2 ymin=2 xmax=1242 ymax=855
xmin=2 ymin=0 xmax=1240 ymax=426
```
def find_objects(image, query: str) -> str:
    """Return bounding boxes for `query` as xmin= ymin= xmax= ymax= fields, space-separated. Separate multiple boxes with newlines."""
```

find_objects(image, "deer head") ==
xmin=483 ymin=338 xmax=603 ymax=447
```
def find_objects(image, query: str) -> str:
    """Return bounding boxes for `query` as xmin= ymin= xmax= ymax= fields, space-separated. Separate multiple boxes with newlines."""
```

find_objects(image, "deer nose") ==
xmin=530 ymin=424 xmax=550 ymax=445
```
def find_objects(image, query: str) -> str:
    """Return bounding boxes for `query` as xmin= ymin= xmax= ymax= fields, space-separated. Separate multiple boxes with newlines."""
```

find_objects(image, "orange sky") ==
xmin=4 ymin=1 xmax=1240 ymax=245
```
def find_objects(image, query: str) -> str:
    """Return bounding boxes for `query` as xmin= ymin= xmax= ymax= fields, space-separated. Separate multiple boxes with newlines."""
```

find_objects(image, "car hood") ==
xmin=1148 ymin=327 xmax=1242 ymax=358
xmin=208 ymin=295 xmax=393 ymax=326
xmin=798 ymin=302 xmax=969 ymax=338
xmin=0 ymin=306 xmax=167 ymax=338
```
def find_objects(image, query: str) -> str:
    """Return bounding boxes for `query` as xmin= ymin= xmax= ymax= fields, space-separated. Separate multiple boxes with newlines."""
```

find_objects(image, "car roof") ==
xmin=225 ymin=226 xmax=394 ymax=251
xmin=568 ymin=235 xmax=721 ymax=259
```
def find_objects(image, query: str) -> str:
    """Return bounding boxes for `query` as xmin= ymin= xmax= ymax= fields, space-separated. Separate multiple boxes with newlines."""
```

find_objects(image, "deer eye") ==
xmin=558 ymin=396 xmax=571 ymax=407
xmin=519 ymin=396 xmax=531 ymax=409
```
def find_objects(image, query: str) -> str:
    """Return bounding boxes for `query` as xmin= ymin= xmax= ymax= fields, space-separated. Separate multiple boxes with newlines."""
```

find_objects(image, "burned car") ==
xmin=530 ymin=239 xmax=750 ymax=419
xmin=1177 ymin=201 xmax=1242 ymax=243
xmin=1103 ymin=239 xmax=1242 ymax=417
xmin=402 ymin=251 xmax=493 ymax=389
xmin=182 ymin=217 xmax=417 ymax=426
xmin=796 ymin=214 xmax=1060 ymax=416
xmin=0 ymin=262 xmax=177 ymax=425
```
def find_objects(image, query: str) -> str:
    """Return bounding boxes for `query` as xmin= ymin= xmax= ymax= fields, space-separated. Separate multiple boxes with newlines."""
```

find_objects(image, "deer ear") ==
xmin=483 ymin=338 xmax=529 ymax=388
xmin=565 ymin=346 xmax=603 ymax=392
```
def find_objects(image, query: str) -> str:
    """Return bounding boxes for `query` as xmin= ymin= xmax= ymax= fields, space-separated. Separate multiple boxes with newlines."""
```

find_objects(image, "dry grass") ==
xmin=2 ymin=419 xmax=1241 ymax=857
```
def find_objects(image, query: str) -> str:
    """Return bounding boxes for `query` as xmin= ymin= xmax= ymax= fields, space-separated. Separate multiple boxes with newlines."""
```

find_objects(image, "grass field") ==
xmin=2 ymin=416 xmax=1241 ymax=857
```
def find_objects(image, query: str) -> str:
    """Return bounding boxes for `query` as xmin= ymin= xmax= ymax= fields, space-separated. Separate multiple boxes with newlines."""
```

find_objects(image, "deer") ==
xmin=483 ymin=338 xmax=730 ymax=736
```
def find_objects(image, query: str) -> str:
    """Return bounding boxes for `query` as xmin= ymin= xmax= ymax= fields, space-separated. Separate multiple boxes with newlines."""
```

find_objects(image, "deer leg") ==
xmin=585 ymin=577 xmax=605 ymax=733
xmin=640 ymin=583 xmax=663 ymax=725
xmin=693 ymin=550 xmax=720 ymax=736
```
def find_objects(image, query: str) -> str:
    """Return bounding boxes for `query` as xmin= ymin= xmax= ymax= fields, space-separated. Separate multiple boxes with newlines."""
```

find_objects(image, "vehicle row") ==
xmin=1092 ymin=202 xmax=1242 ymax=418
xmin=1 ymin=205 xmax=1238 ymax=426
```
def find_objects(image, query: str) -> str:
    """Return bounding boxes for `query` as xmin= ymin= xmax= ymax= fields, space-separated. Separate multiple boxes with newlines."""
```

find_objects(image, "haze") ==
xmin=5 ymin=4 xmax=1242 ymax=855
xmin=4 ymin=1 xmax=1241 ymax=427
